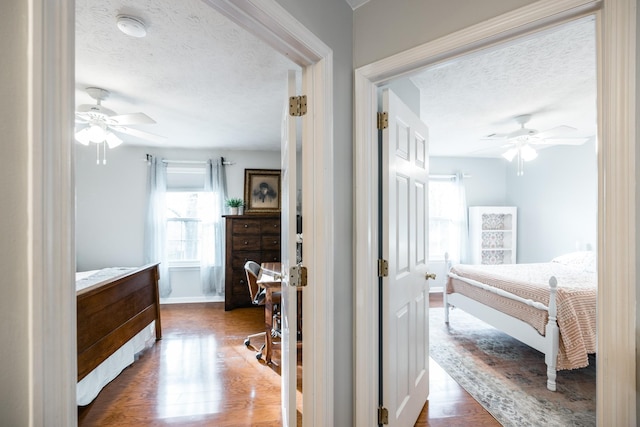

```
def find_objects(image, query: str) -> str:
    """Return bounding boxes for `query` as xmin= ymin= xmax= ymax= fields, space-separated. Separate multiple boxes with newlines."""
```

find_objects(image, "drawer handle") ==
xmin=244 ymin=240 xmax=249 ymax=245
xmin=273 ymin=240 xmax=278 ymax=244
xmin=274 ymin=224 xmax=278 ymax=228
xmin=244 ymin=224 xmax=248 ymax=228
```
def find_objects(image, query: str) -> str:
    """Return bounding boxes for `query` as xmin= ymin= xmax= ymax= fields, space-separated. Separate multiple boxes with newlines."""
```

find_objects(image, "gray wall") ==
xmin=380 ymin=78 xmax=421 ymax=116
xmin=0 ymin=0 xmax=29 ymax=424
xmin=353 ymin=0 xmax=538 ymax=68
xmin=506 ymin=139 xmax=597 ymax=262
xmin=75 ymin=144 xmax=280 ymax=271
xmin=637 ymin=1 xmax=640 ymax=412
xmin=430 ymin=157 xmax=508 ymax=207
xmin=274 ymin=1 xmax=355 ymax=424
xmin=431 ymin=143 xmax=597 ymax=266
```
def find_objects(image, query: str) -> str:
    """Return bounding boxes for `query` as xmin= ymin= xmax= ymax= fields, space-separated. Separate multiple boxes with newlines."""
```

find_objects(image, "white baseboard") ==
xmin=160 ymin=295 xmax=224 ymax=304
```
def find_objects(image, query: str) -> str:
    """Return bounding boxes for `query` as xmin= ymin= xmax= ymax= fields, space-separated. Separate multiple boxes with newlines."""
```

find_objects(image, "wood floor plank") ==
xmin=79 ymin=298 xmax=498 ymax=426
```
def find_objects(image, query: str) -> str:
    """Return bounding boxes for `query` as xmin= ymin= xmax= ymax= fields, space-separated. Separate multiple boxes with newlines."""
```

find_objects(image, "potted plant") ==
xmin=225 ymin=197 xmax=245 ymax=215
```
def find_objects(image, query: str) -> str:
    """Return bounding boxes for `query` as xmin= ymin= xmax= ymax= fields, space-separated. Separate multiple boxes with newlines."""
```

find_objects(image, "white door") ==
xmin=281 ymin=69 xmax=300 ymax=426
xmin=380 ymin=89 xmax=430 ymax=426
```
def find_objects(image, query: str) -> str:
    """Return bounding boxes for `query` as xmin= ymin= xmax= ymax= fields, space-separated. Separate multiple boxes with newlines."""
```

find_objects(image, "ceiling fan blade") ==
xmin=110 ymin=125 xmax=167 ymax=143
xmin=481 ymin=133 xmax=508 ymax=140
xmin=536 ymin=137 xmax=590 ymax=146
xmin=536 ymin=125 xmax=577 ymax=138
xmin=75 ymin=112 xmax=92 ymax=122
xmin=107 ymin=112 xmax=156 ymax=126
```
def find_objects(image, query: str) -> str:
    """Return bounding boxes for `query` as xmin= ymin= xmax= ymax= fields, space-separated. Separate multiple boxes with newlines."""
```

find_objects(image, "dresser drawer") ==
xmin=262 ymin=251 xmax=281 ymax=263
xmin=261 ymin=218 xmax=281 ymax=234
xmin=231 ymin=269 xmax=252 ymax=306
xmin=231 ymin=251 xmax=261 ymax=269
xmin=261 ymin=235 xmax=281 ymax=251
xmin=232 ymin=235 xmax=261 ymax=251
xmin=232 ymin=219 xmax=261 ymax=235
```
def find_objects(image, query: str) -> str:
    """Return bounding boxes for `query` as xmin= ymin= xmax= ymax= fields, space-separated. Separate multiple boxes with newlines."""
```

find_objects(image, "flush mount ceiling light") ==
xmin=116 ymin=15 xmax=147 ymax=38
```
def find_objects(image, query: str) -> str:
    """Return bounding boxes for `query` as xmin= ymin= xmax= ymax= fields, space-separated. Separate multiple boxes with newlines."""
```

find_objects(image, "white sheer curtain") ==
xmin=429 ymin=173 xmax=469 ymax=264
xmin=200 ymin=158 xmax=228 ymax=295
xmin=143 ymin=155 xmax=170 ymax=297
xmin=454 ymin=172 xmax=469 ymax=264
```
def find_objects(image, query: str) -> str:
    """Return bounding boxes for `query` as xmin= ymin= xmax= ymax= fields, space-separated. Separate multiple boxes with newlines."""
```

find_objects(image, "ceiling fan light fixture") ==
xmin=75 ymin=127 xmax=91 ymax=145
xmin=105 ymin=132 xmax=123 ymax=149
xmin=520 ymin=144 xmax=538 ymax=161
xmin=502 ymin=147 xmax=518 ymax=162
xmin=87 ymin=124 xmax=107 ymax=143
xmin=116 ymin=15 xmax=147 ymax=38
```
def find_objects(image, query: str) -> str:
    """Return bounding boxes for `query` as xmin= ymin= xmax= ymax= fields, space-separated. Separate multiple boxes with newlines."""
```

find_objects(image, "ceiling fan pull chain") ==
xmin=96 ymin=142 xmax=100 ymax=165
xmin=103 ymin=141 xmax=107 ymax=165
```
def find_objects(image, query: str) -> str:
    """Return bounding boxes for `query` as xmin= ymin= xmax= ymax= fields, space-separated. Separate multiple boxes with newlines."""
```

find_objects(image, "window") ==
xmin=429 ymin=178 xmax=461 ymax=261
xmin=166 ymin=192 xmax=208 ymax=262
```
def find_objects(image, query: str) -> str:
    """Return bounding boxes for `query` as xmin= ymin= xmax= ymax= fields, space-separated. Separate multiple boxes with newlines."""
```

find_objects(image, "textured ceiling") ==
xmin=76 ymin=2 xmax=596 ymax=157
xmin=75 ymin=0 xmax=299 ymax=151
xmin=410 ymin=16 xmax=597 ymax=157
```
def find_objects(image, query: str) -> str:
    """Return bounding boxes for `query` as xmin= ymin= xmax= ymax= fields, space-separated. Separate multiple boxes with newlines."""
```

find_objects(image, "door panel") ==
xmin=381 ymin=89 xmax=430 ymax=427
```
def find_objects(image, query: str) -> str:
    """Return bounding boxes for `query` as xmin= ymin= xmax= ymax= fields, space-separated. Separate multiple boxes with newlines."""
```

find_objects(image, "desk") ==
xmin=257 ymin=262 xmax=282 ymax=364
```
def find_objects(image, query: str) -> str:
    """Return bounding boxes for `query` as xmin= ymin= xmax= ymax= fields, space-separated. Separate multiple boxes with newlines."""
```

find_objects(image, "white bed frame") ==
xmin=444 ymin=270 xmax=560 ymax=391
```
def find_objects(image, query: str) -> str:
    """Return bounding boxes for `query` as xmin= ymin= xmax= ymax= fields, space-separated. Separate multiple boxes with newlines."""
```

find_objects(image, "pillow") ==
xmin=551 ymin=251 xmax=597 ymax=273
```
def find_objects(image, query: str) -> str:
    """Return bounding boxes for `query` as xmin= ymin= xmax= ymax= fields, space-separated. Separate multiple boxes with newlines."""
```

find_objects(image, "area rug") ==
xmin=429 ymin=307 xmax=596 ymax=427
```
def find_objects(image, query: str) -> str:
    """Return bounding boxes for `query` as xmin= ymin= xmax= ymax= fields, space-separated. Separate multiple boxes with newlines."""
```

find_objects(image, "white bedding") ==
xmin=76 ymin=268 xmax=156 ymax=406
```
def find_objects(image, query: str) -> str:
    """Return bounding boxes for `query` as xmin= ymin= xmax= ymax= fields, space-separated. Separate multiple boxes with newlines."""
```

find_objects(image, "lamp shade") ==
xmin=87 ymin=124 xmax=107 ymax=142
xmin=502 ymin=147 xmax=518 ymax=162
xmin=105 ymin=132 xmax=123 ymax=148
xmin=75 ymin=127 xmax=91 ymax=145
xmin=520 ymin=144 xmax=538 ymax=161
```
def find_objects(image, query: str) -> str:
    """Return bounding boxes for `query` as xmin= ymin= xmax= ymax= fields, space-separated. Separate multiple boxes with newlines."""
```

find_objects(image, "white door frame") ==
xmin=29 ymin=0 xmax=334 ymax=425
xmin=354 ymin=0 xmax=636 ymax=425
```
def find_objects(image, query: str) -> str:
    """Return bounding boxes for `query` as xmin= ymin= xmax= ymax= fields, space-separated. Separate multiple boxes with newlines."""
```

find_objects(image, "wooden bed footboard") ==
xmin=76 ymin=263 xmax=162 ymax=381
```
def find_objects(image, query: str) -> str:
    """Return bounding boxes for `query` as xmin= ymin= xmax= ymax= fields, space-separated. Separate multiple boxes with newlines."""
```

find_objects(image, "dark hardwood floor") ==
xmin=78 ymin=296 xmax=498 ymax=426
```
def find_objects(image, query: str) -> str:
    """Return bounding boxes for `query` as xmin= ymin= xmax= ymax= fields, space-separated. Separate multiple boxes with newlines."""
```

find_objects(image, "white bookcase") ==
xmin=469 ymin=206 xmax=517 ymax=264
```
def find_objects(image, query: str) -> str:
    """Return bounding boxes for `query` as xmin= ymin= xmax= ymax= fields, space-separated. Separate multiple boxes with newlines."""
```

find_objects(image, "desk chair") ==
xmin=243 ymin=261 xmax=281 ymax=361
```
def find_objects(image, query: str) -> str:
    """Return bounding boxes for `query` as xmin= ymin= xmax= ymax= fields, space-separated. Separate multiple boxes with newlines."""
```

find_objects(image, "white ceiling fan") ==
xmin=483 ymin=114 xmax=589 ymax=176
xmin=75 ymin=87 xmax=165 ymax=164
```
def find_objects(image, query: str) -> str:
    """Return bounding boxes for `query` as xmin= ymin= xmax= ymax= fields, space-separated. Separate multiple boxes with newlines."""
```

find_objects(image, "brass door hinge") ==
xmin=289 ymin=265 xmax=308 ymax=287
xmin=377 ymin=111 xmax=388 ymax=130
xmin=378 ymin=259 xmax=389 ymax=277
xmin=378 ymin=406 xmax=389 ymax=424
xmin=289 ymin=95 xmax=307 ymax=116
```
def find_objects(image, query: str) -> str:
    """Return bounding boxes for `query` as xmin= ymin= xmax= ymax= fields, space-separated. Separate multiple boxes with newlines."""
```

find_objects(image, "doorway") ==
xmin=386 ymin=16 xmax=598 ymax=423
xmin=31 ymin=0 xmax=334 ymax=425
xmin=354 ymin=1 xmax=636 ymax=425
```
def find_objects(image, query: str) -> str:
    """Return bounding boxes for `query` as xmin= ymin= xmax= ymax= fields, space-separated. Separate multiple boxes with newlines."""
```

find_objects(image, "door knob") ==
xmin=425 ymin=273 xmax=437 ymax=280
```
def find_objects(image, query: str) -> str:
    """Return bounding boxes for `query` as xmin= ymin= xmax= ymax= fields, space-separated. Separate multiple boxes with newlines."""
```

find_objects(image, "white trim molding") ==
xmin=597 ymin=0 xmax=637 ymax=423
xmin=35 ymin=0 xmax=334 ymax=425
xmin=354 ymin=0 xmax=637 ymax=425
xmin=28 ymin=0 xmax=77 ymax=425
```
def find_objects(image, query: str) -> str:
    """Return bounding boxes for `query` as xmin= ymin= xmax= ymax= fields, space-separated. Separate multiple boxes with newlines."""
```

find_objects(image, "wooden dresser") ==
xmin=223 ymin=215 xmax=281 ymax=310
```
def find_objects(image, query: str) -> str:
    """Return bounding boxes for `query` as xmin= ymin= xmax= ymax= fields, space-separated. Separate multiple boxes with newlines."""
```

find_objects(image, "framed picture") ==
xmin=244 ymin=169 xmax=281 ymax=214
